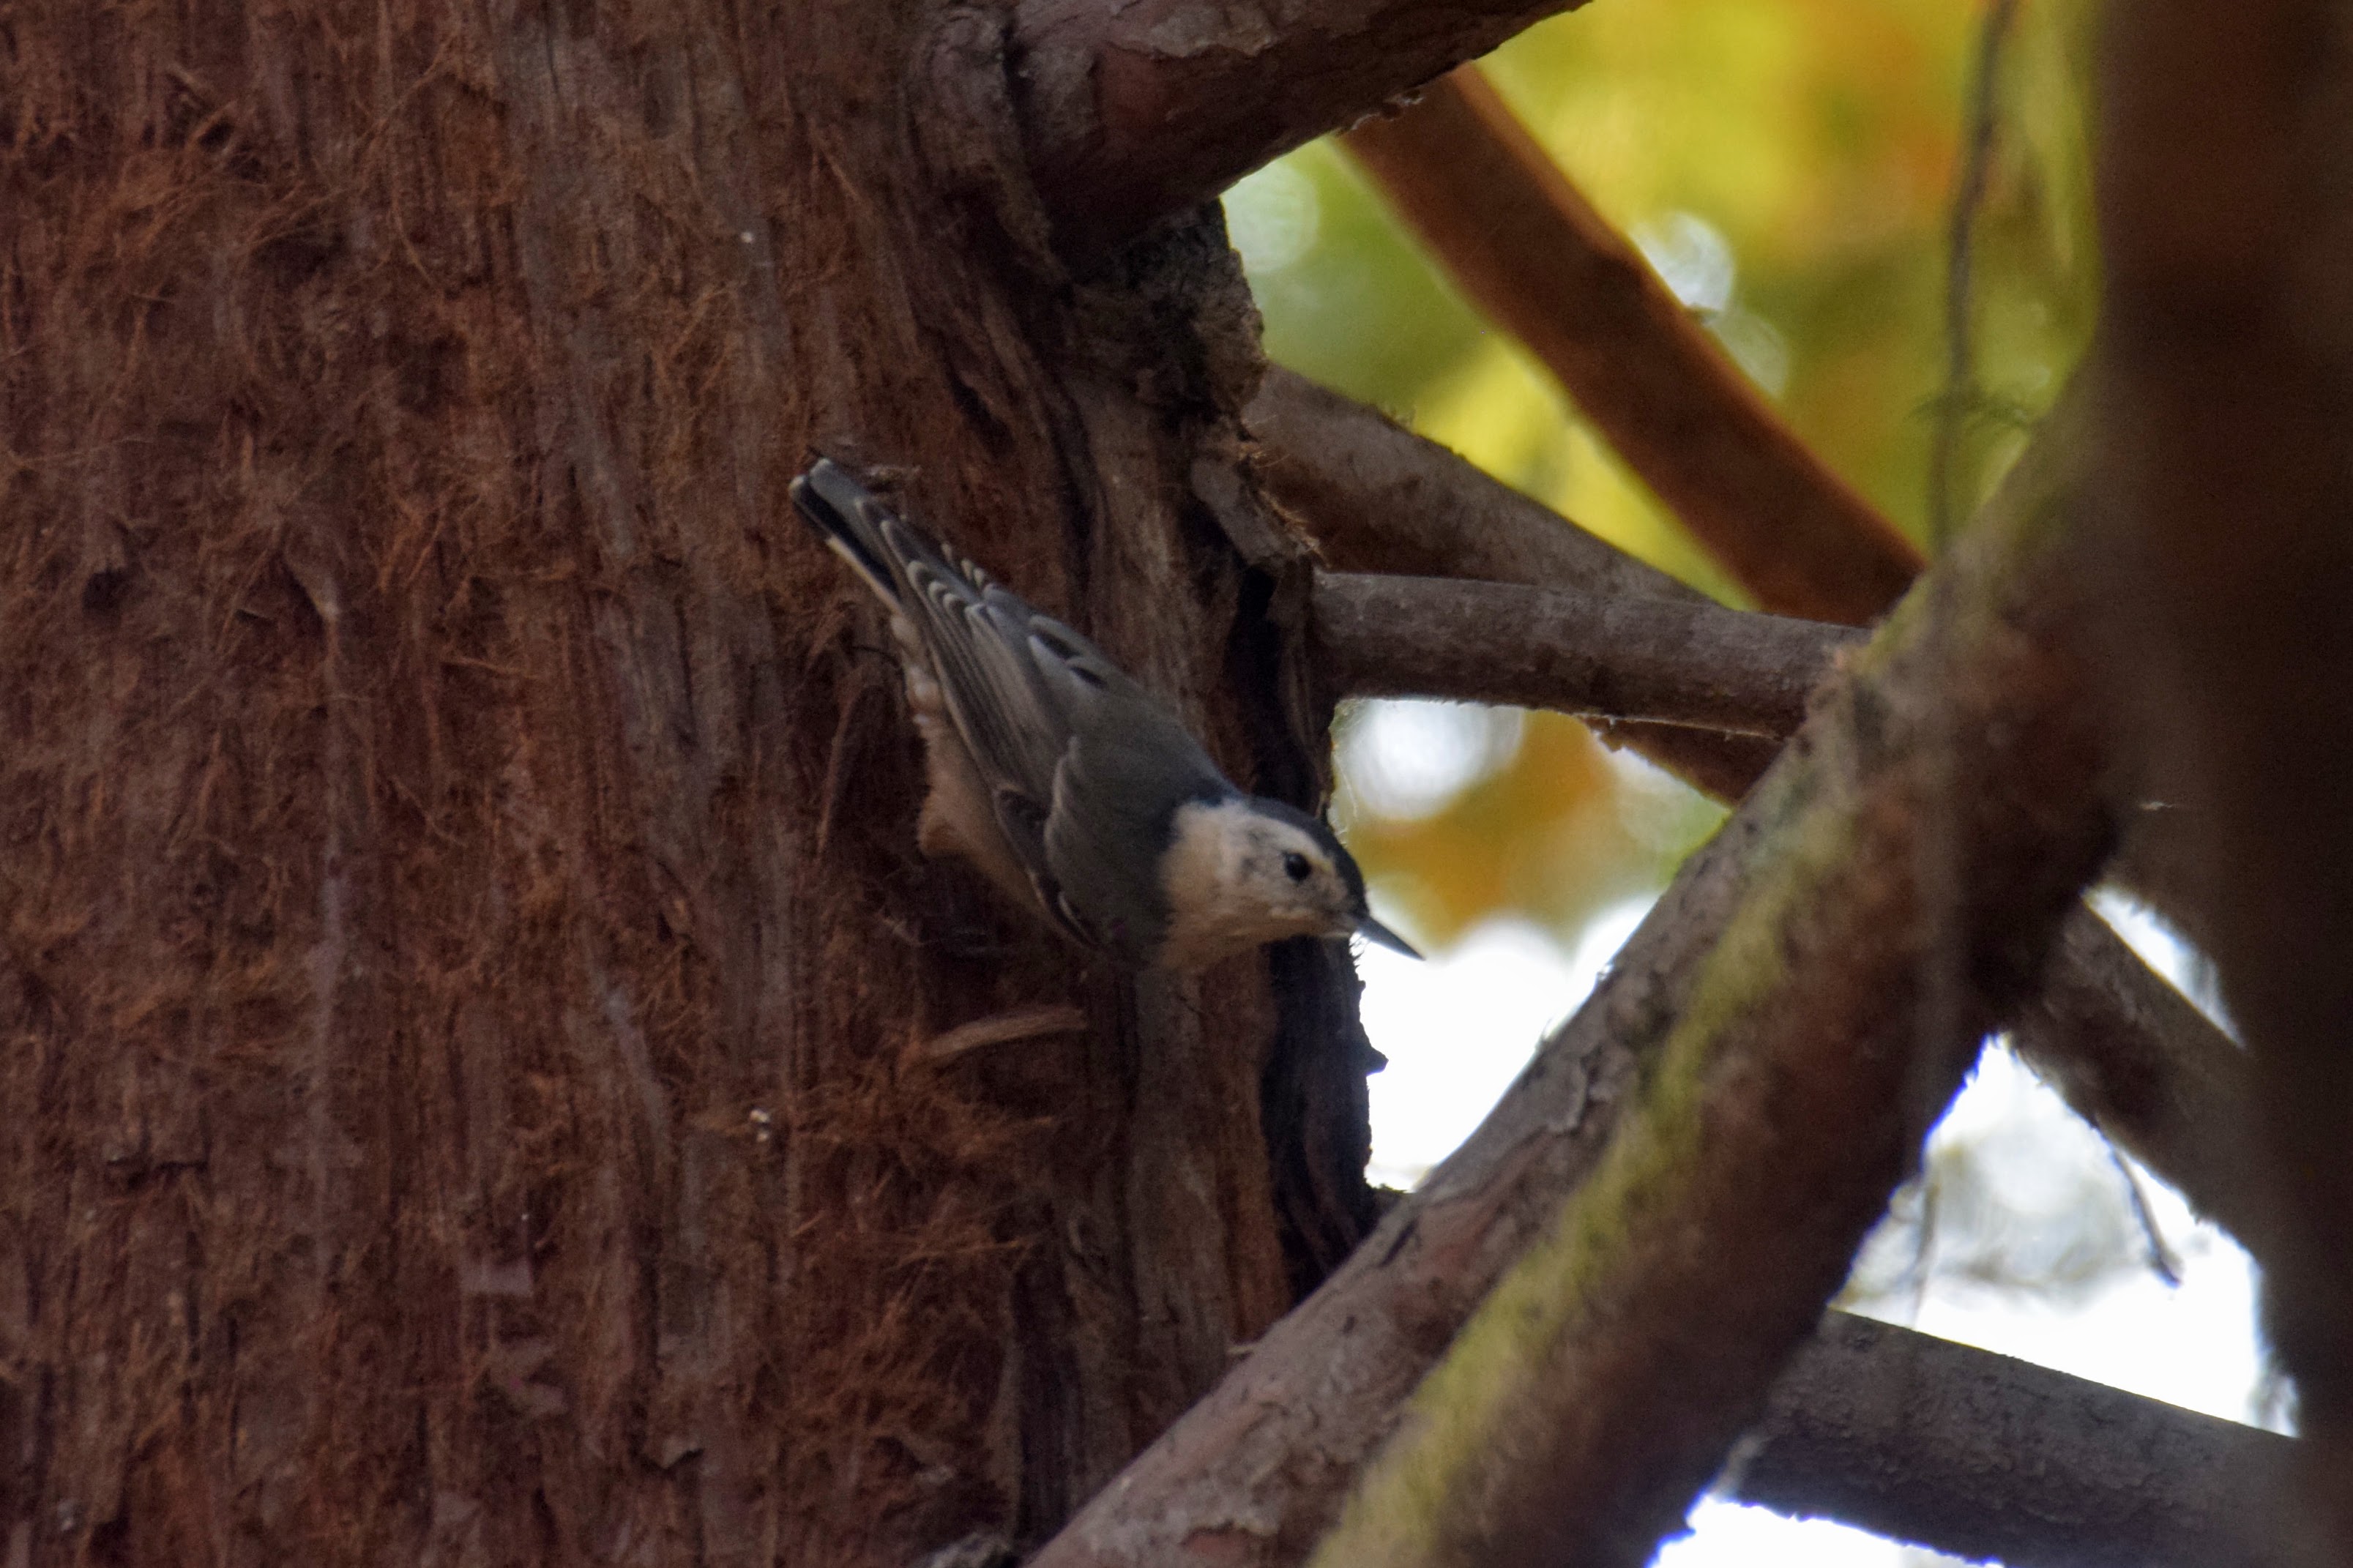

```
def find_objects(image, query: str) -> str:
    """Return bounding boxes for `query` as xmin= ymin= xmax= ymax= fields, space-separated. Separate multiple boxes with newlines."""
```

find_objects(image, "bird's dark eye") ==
xmin=1283 ymin=851 xmax=1312 ymax=883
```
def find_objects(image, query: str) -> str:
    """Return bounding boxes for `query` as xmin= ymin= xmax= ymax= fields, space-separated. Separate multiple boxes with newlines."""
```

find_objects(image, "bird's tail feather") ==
xmin=791 ymin=459 xmax=905 ymax=609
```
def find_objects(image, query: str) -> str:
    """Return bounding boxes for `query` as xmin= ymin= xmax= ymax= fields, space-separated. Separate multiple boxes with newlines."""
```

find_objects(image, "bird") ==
xmin=790 ymin=457 xmax=1420 ymax=971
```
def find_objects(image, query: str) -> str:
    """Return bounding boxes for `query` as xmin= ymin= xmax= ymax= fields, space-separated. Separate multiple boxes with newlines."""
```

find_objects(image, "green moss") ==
xmin=1312 ymin=796 xmax=1857 ymax=1564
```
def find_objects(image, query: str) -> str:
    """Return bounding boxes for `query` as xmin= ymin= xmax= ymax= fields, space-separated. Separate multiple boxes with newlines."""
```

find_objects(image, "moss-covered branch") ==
xmin=1032 ymin=386 xmax=2108 ymax=1568
xmin=1305 ymin=388 xmax=2108 ymax=1568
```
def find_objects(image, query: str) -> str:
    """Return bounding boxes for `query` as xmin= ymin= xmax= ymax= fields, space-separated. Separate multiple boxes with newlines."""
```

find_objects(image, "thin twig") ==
xmin=1928 ymin=0 xmax=2022 ymax=551
xmin=2106 ymin=1143 xmax=2185 ymax=1288
xmin=2009 ymin=913 xmax=2270 ymax=1263
xmin=1914 ymin=0 xmax=2019 ymax=1276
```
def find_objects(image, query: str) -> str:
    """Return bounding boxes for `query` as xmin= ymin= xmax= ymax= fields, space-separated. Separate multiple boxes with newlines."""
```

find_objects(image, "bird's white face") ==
xmin=1155 ymin=798 xmax=1368 ymax=968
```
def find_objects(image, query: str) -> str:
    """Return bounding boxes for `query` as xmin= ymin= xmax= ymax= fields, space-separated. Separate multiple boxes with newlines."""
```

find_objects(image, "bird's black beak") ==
xmin=1356 ymin=913 xmax=1422 ymax=960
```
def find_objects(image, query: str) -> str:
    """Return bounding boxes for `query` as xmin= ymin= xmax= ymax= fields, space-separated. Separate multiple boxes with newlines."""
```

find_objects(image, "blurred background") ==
xmin=1224 ymin=0 xmax=2282 ymax=1560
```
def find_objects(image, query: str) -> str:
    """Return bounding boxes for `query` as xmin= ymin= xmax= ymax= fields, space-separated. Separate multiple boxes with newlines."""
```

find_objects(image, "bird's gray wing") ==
xmin=794 ymin=461 xmax=1228 ymax=951
xmin=1026 ymin=626 xmax=1231 ymax=960
xmin=794 ymin=463 xmax=1070 ymax=811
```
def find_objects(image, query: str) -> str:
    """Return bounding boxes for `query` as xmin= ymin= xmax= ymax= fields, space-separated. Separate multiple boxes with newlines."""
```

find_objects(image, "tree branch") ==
xmin=1038 ymin=382 xmax=2109 ymax=1568
xmin=1737 ymin=1313 xmax=2287 ymax=1568
xmin=1310 ymin=572 xmax=1859 ymax=738
xmin=1336 ymin=67 xmax=1923 ymax=623
xmin=1010 ymin=0 xmax=1592 ymax=259
xmin=2007 ymin=914 xmax=2273 ymax=1262
xmin=1251 ymin=365 xmax=1784 ymax=799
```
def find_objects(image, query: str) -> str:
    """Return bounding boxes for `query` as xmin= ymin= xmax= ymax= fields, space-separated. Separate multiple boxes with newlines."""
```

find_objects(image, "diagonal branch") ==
xmin=1252 ymin=365 xmax=1784 ymax=800
xmin=1338 ymin=67 xmax=1924 ymax=622
xmin=1010 ymin=0 xmax=1592 ymax=259
xmin=2007 ymin=914 xmax=2272 ymax=1263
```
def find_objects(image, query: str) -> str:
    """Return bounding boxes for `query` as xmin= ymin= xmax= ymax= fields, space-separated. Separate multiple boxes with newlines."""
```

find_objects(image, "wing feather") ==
xmin=794 ymin=460 xmax=1231 ymax=957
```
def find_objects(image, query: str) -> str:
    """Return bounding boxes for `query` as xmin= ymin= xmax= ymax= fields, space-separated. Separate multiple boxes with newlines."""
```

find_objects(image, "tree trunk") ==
xmin=0 ymin=4 xmax=1373 ymax=1562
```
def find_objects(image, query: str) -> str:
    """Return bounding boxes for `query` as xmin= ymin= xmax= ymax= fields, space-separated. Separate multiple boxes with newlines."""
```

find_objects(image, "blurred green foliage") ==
xmin=1231 ymin=0 xmax=2099 ymax=952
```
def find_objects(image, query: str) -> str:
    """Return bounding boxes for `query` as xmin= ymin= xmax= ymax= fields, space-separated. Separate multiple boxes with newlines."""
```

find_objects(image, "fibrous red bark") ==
xmin=0 ymin=4 xmax=1370 ymax=1561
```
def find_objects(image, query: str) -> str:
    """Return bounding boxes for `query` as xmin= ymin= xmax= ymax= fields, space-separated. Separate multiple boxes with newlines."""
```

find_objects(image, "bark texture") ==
xmin=0 ymin=4 xmax=1371 ymax=1561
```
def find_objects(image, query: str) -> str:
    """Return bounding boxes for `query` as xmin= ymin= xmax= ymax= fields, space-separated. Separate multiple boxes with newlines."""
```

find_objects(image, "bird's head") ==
xmin=1155 ymin=794 xmax=1420 ymax=969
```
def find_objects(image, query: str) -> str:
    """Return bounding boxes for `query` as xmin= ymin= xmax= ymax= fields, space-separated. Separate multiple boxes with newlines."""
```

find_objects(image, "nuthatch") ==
xmin=791 ymin=458 xmax=1420 ymax=971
